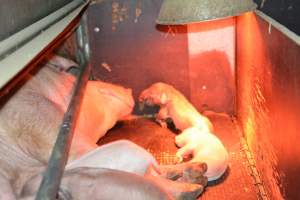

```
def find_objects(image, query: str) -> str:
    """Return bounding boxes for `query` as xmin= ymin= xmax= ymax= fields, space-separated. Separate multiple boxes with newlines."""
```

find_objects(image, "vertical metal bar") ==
xmin=35 ymin=13 xmax=91 ymax=200
xmin=76 ymin=13 xmax=91 ymax=63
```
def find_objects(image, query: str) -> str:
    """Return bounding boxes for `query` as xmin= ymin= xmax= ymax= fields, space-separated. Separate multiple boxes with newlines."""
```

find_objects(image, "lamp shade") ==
xmin=157 ymin=0 xmax=257 ymax=25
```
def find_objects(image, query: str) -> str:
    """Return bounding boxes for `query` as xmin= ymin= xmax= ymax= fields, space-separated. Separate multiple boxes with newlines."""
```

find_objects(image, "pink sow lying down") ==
xmin=0 ymin=55 xmax=208 ymax=200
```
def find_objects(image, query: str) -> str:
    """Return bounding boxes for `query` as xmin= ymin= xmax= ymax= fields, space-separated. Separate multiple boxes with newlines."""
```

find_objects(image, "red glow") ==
xmin=237 ymin=12 xmax=300 ymax=199
xmin=187 ymin=17 xmax=235 ymax=113
xmin=236 ymin=12 xmax=272 ymax=147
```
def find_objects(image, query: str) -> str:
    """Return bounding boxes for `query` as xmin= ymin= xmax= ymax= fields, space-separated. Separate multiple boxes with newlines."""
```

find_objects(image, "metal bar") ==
xmin=0 ymin=0 xmax=89 ymax=92
xmin=35 ymin=63 xmax=91 ymax=200
xmin=35 ymin=26 xmax=91 ymax=200
xmin=35 ymin=7 xmax=91 ymax=200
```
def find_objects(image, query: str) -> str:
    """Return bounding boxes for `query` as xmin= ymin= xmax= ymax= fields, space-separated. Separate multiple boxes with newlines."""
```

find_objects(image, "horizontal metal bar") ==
xmin=0 ymin=0 xmax=89 ymax=91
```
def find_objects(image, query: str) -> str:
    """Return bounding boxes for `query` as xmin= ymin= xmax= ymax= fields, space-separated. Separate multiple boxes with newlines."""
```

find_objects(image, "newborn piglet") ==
xmin=175 ymin=127 xmax=228 ymax=181
xmin=139 ymin=82 xmax=213 ymax=132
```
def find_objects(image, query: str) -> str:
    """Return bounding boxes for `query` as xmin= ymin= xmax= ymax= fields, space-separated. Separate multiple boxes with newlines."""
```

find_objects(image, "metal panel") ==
xmin=0 ymin=0 xmax=73 ymax=41
xmin=237 ymin=11 xmax=300 ymax=200
xmin=187 ymin=18 xmax=236 ymax=114
xmin=0 ymin=0 xmax=88 ymax=94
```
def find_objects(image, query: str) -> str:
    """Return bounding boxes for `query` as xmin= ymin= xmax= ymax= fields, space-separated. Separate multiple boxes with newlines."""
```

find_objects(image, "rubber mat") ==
xmin=98 ymin=114 xmax=260 ymax=200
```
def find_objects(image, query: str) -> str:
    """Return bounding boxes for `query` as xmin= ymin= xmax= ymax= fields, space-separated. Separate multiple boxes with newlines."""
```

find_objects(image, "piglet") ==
xmin=139 ymin=82 xmax=213 ymax=132
xmin=175 ymin=127 xmax=228 ymax=181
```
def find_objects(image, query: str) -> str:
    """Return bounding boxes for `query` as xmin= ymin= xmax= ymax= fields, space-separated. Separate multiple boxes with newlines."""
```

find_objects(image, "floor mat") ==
xmin=98 ymin=114 xmax=259 ymax=199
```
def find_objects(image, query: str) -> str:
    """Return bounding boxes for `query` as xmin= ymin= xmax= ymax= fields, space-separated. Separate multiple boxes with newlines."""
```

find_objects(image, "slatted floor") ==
xmin=98 ymin=113 xmax=260 ymax=200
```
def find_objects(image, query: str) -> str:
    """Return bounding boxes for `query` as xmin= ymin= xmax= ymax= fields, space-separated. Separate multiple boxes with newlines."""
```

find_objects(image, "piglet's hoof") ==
xmin=146 ymin=174 xmax=205 ymax=200
xmin=159 ymin=162 xmax=207 ymax=182
xmin=178 ymin=170 xmax=208 ymax=186
xmin=178 ymin=163 xmax=208 ymax=186
xmin=155 ymin=118 xmax=168 ymax=129
xmin=172 ymin=183 xmax=204 ymax=200
xmin=184 ymin=162 xmax=208 ymax=177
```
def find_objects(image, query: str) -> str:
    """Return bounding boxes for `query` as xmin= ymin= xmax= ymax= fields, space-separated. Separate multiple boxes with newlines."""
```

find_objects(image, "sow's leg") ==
xmin=67 ymin=140 xmax=207 ymax=179
xmin=66 ymin=140 xmax=206 ymax=199
xmin=66 ymin=140 xmax=157 ymax=175
xmin=0 ymin=174 xmax=16 ymax=200
xmin=21 ymin=167 xmax=203 ymax=200
xmin=21 ymin=167 xmax=173 ymax=200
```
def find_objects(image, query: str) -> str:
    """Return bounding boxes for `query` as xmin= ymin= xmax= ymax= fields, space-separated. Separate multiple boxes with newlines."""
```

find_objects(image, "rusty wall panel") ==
xmin=236 ymin=12 xmax=300 ymax=200
xmin=86 ymin=0 xmax=190 ymax=113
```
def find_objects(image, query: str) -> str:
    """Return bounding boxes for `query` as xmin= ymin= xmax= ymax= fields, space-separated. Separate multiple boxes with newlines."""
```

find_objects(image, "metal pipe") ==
xmin=35 ymin=14 xmax=91 ymax=200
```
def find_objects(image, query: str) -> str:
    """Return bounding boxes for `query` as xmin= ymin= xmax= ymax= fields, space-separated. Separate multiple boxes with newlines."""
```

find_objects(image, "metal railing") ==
xmin=35 ymin=9 xmax=91 ymax=200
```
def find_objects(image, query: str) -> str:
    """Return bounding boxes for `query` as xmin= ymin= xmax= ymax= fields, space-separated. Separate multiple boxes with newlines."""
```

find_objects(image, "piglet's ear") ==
xmin=160 ymin=92 xmax=167 ymax=104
